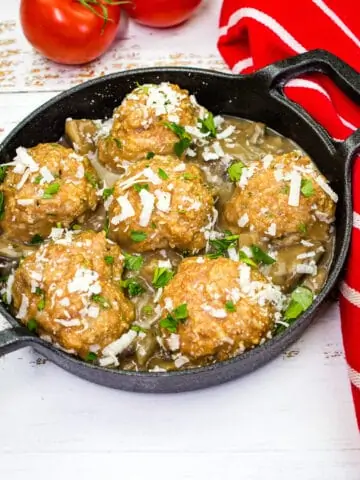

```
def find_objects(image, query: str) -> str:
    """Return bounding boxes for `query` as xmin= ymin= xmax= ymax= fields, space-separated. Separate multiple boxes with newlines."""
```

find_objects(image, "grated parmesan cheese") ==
xmin=315 ymin=175 xmax=338 ymax=203
xmin=16 ymin=294 xmax=29 ymax=320
xmin=238 ymin=213 xmax=249 ymax=227
xmin=288 ymin=170 xmax=302 ymax=207
xmin=201 ymin=304 xmax=227 ymax=318
xmin=139 ymin=189 xmax=155 ymax=227
xmin=111 ymin=194 xmax=135 ymax=225
xmin=265 ymin=223 xmax=277 ymax=237
xmin=154 ymin=189 xmax=171 ymax=213
xmin=39 ymin=166 xmax=55 ymax=184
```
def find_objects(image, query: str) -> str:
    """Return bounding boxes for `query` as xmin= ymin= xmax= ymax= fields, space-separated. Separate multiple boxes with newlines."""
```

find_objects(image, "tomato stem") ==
xmin=77 ymin=0 xmax=130 ymax=31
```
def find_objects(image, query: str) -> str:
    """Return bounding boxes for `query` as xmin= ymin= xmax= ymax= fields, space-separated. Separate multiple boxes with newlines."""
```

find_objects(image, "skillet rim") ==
xmin=0 ymin=65 xmax=352 ymax=381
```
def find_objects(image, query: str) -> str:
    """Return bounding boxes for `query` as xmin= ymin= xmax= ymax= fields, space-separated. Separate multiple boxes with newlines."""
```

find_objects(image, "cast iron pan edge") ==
xmin=0 ymin=49 xmax=359 ymax=392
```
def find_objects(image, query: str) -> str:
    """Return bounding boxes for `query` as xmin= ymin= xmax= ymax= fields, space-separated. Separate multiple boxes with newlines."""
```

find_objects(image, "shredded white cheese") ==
xmin=265 ymin=222 xmax=277 ymax=237
xmin=315 ymin=175 xmax=338 ymax=203
xmin=111 ymin=194 xmax=135 ymax=225
xmin=238 ymin=213 xmax=249 ymax=227
xmin=201 ymin=304 xmax=227 ymax=318
xmin=228 ymin=247 xmax=239 ymax=262
xmin=39 ymin=166 xmax=55 ymax=184
xmin=139 ymin=189 xmax=155 ymax=227
xmin=288 ymin=170 xmax=302 ymax=207
xmin=154 ymin=189 xmax=171 ymax=213
xmin=16 ymin=294 xmax=29 ymax=320
xmin=17 ymin=199 xmax=34 ymax=206
xmin=216 ymin=125 xmax=236 ymax=139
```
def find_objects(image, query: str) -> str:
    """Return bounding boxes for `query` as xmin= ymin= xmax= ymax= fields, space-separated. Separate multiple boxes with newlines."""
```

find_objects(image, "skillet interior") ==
xmin=0 ymin=60 xmax=353 ymax=392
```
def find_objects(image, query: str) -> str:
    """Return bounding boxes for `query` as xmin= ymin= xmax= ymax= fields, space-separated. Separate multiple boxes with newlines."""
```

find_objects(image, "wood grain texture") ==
xmin=0 ymin=1 xmax=359 ymax=478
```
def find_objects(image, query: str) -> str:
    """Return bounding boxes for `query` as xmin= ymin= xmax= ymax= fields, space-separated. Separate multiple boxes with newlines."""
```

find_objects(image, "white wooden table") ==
xmin=0 ymin=2 xmax=359 ymax=478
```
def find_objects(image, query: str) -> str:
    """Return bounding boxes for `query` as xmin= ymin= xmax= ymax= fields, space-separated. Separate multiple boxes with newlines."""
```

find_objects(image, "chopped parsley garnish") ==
xmin=199 ymin=112 xmax=217 ymax=138
xmin=208 ymin=233 xmax=240 ymax=259
xmin=121 ymin=278 xmax=145 ymax=297
xmin=143 ymin=305 xmax=154 ymax=315
xmin=284 ymin=286 xmax=314 ymax=321
xmin=27 ymin=318 xmax=38 ymax=332
xmin=43 ymin=182 xmax=60 ymax=199
xmin=0 ymin=192 xmax=5 ymax=220
xmin=164 ymin=122 xmax=192 ymax=157
xmin=152 ymin=267 xmax=174 ymax=289
xmin=0 ymin=166 xmax=7 ymax=183
xmin=85 ymin=352 xmax=98 ymax=362
xmin=281 ymin=184 xmax=290 ymax=195
xmin=85 ymin=172 xmax=99 ymax=188
xmin=146 ymin=152 xmax=155 ymax=160
xmin=225 ymin=300 xmax=236 ymax=313
xmin=228 ymin=161 xmax=245 ymax=182
xmin=113 ymin=138 xmax=122 ymax=149
xmin=239 ymin=250 xmax=257 ymax=267
xmin=130 ymin=230 xmax=147 ymax=242
xmin=124 ymin=252 xmax=144 ymax=271
xmin=298 ymin=223 xmax=307 ymax=234
xmin=34 ymin=175 xmax=42 ymax=184
xmin=133 ymin=183 xmax=149 ymax=193
xmin=158 ymin=168 xmax=169 ymax=180
xmin=135 ymin=82 xmax=151 ymax=94
xmin=102 ymin=187 xmax=114 ymax=200
xmin=91 ymin=294 xmax=110 ymax=309
xmin=104 ymin=215 xmax=110 ymax=237
xmin=36 ymin=288 xmax=45 ymax=311
xmin=250 ymin=245 xmax=276 ymax=265
xmin=183 ymin=173 xmax=195 ymax=181
xmin=131 ymin=325 xmax=148 ymax=333
xmin=104 ymin=255 xmax=114 ymax=265
xmin=160 ymin=303 xmax=188 ymax=333
xmin=30 ymin=234 xmax=44 ymax=245
xmin=71 ymin=224 xmax=82 ymax=231
xmin=301 ymin=179 xmax=314 ymax=197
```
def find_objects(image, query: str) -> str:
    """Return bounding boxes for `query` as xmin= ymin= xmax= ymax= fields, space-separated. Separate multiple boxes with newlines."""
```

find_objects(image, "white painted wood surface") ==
xmin=0 ymin=2 xmax=359 ymax=479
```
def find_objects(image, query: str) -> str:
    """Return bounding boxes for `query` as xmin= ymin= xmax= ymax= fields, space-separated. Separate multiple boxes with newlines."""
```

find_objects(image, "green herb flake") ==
xmin=34 ymin=175 xmax=42 ymax=185
xmin=120 ymin=278 xmax=145 ymax=297
xmin=0 ymin=166 xmax=7 ymax=183
xmin=131 ymin=325 xmax=148 ymax=334
xmin=85 ymin=352 xmax=98 ymax=362
xmin=104 ymin=215 xmax=110 ymax=237
xmin=0 ymin=191 xmax=4 ymax=220
xmin=146 ymin=152 xmax=155 ymax=160
xmin=124 ymin=252 xmax=144 ymax=271
xmin=301 ymin=179 xmax=314 ymax=197
xmin=183 ymin=173 xmax=195 ymax=181
xmin=158 ymin=168 xmax=169 ymax=180
xmin=199 ymin=112 xmax=217 ymax=138
xmin=130 ymin=230 xmax=147 ymax=243
xmin=152 ymin=267 xmax=174 ymax=289
xmin=281 ymin=184 xmax=290 ymax=195
xmin=85 ymin=172 xmax=99 ymax=188
xmin=104 ymin=255 xmax=114 ymax=265
xmin=250 ymin=245 xmax=276 ymax=265
xmin=160 ymin=303 xmax=188 ymax=333
xmin=239 ymin=250 xmax=258 ymax=268
xmin=164 ymin=122 xmax=192 ymax=158
xmin=143 ymin=305 xmax=154 ymax=315
xmin=37 ymin=296 xmax=45 ymax=312
xmin=30 ymin=234 xmax=44 ymax=245
xmin=114 ymin=138 xmax=122 ymax=149
xmin=91 ymin=294 xmax=111 ymax=309
xmin=42 ymin=182 xmax=60 ymax=199
xmin=27 ymin=318 xmax=37 ymax=332
xmin=71 ymin=224 xmax=82 ymax=231
xmin=102 ymin=187 xmax=114 ymax=200
xmin=133 ymin=183 xmax=149 ymax=193
xmin=208 ymin=233 xmax=240 ymax=259
xmin=284 ymin=286 xmax=314 ymax=321
xmin=298 ymin=223 xmax=307 ymax=234
xmin=225 ymin=300 xmax=236 ymax=313
xmin=228 ymin=161 xmax=245 ymax=182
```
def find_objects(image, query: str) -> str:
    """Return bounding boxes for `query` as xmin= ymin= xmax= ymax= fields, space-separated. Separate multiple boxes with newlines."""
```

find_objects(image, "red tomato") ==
xmin=124 ymin=0 xmax=202 ymax=28
xmin=20 ymin=0 xmax=123 ymax=65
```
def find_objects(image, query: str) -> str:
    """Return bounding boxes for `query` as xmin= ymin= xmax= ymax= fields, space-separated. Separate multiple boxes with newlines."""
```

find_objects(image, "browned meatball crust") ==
xmin=0 ymin=144 xmax=100 ymax=244
xmin=107 ymin=156 xmax=215 ymax=253
xmin=223 ymin=152 xmax=336 ymax=239
xmin=10 ymin=231 xmax=134 ymax=358
xmin=159 ymin=257 xmax=285 ymax=361
xmin=97 ymin=83 xmax=201 ymax=171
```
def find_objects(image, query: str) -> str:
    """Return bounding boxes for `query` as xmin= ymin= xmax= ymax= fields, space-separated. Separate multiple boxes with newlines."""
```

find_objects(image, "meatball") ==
xmin=223 ymin=151 xmax=336 ymax=239
xmin=159 ymin=257 xmax=285 ymax=361
xmin=97 ymin=82 xmax=201 ymax=171
xmin=107 ymin=156 xmax=215 ymax=253
xmin=0 ymin=144 xmax=100 ymax=244
xmin=10 ymin=230 xmax=134 ymax=359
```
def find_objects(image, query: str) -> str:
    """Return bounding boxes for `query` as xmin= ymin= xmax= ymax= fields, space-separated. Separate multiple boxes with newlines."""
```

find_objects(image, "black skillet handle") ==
xmin=256 ymin=49 xmax=360 ymax=157
xmin=0 ymin=312 xmax=32 ymax=356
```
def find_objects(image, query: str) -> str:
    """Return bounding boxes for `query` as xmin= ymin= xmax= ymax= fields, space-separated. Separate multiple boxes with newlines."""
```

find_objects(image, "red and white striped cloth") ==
xmin=217 ymin=0 xmax=360 ymax=427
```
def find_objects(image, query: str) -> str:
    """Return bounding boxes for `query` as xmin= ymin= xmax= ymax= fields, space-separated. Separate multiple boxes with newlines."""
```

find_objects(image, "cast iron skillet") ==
xmin=0 ymin=49 xmax=359 ymax=392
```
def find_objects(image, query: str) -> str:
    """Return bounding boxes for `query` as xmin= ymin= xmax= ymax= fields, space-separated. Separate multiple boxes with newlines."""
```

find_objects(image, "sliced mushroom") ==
xmin=65 ymin=119 xmax=98 ymax=155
